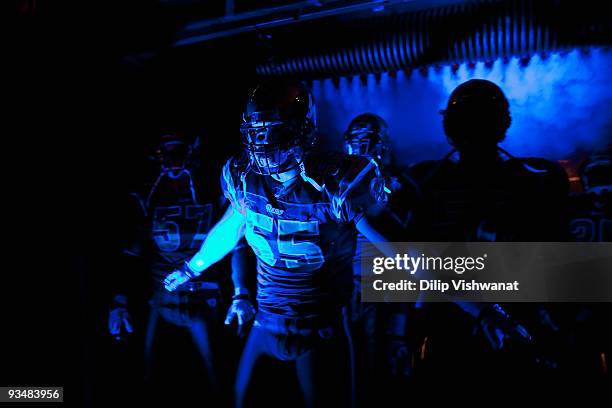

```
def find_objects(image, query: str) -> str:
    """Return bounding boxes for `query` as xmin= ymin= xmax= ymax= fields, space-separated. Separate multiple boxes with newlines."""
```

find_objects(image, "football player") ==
xmin=392 ymin=79 xmax=569 ymax=382
xmin=343 ymin=113 xmax=415 ymax=402
xmin=402 ymin=79 xmax=570 ymax=241
xmin=570 ymin=151 xmax=612 ymax=242
xmin=162 ymin=81 xmax=530 ymax=407
xmin=553 ymin=150 xmax=611 ymax=375
xmin=108 ymin=133 xmax=254 ymax=399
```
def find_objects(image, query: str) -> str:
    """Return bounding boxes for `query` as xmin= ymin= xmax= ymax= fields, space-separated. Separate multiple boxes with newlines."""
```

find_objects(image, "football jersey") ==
xmin=399 ymin=154 xmax=570 ymax=242
xmin=352 ymin=168 xmax=404 ymax=286
xmin=221 ymin=152 xmax=386 ymax=317
xmin=124 ymin=169 xmax=223 ymax=288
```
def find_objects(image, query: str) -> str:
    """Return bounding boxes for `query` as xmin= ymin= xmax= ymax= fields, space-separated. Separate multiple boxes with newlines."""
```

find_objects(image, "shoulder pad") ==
xmin=126 ymin=191 xmax=147 ymax=217
xmin=338 ymin=154 xmax=380 ymax=183
xmin=335 ymin=155 xmax=382 ymax=201
xmin=507 ymin=157 xmax=560 ymax=174
xmin=305 ymin=151 xmax=345 ymax=177
xmin=509 ymin=157 xmax=569 ymax=181
xmin=509 ymin=157 xmax=569 ymax=193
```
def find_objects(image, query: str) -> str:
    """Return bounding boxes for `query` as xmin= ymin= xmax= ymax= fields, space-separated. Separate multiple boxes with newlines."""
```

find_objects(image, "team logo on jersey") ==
xmin=266 ymin=203 xmax=284 ymax=216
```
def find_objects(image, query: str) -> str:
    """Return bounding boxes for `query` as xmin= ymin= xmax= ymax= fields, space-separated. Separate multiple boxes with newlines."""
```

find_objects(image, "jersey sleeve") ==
xmin=331 ymin=155 xmax=388 ymax=223
xmin=220 ymin=158 xmax=247 ymax=215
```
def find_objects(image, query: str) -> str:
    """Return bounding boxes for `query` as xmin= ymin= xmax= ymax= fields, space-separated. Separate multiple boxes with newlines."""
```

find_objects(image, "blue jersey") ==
xmin=222 ymin=152 xmax=386 ymax=317
xmin=124 ymin=169 xmax=222 ymax=289
xmin=352 ymin=169 xmax=403 ymax=286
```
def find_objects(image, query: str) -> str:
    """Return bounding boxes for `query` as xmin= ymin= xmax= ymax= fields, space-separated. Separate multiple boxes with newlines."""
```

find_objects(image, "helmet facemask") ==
xmin=157 ymin=141 xmax=191 ymax=172
xmin=343 ymin=113 xmax=389 ymax=165
xmin=241 ymin=81 xmax=317 ymax=179
xmin=344 ymin=130 xmax=385 ymax=162
xmin=148 ymin=136 xmax=198 ymax=208
xmin=241 ymin=116 xmax=312 ymax=177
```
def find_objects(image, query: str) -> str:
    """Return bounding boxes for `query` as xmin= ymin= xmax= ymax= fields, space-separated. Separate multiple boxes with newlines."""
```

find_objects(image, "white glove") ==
xmin=108 ymin=294 xmax=133 ymax=340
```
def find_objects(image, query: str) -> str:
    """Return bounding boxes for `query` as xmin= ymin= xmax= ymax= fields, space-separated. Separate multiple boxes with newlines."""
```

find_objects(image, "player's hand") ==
xmin=164 ymin=262 xmax=202 ymax=292
xmin=225 ymin=298 xmax=256 ymax=337
xmin=163 ymin=269 xmax=191 ymax=291
xmin=477 ymin=304 xmax=532 ymax=350
xmin=538 ymin=307 xmax=561 ymax=333
xmin=386 ymin=336 xmax=413 ymax=377
xmin=108 ymin=295 xmax=133 ymax=341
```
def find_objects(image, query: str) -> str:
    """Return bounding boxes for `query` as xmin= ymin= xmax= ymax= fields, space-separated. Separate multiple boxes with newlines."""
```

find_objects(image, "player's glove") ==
xmin=163 ymin=262 xmax=200 ymax=292
xmin=476 ymin=304 xmax=532 ymax=350
xmin=225 ymin=290 xmax=256 ymax=337
xmin=108 ymin=294 xmax=133 ymax=341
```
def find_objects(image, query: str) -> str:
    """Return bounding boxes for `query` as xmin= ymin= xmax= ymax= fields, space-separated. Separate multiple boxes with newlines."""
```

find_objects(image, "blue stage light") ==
xmin=314 ymin=48 xmax=612 ymax=164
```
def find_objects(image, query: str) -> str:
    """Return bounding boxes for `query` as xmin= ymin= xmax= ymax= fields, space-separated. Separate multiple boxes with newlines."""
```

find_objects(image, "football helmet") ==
xmin=152 ymin=133 xmax=194 ymax=171
xmin=343 ymin=113 xmax=389 ymax=163
xmin=442 ymin=79 xmax=511 ymax=150
xmin=240 ymin=80 xmax=317 ymax=176
xmin=579 ymin=150 xmax=612 ymax=194
xmin=147 ymin=133 xmax=199 ymax=208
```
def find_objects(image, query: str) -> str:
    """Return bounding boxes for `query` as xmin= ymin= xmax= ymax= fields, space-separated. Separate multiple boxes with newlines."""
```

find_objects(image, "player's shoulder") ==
xmin=306 ymin=151 xmax=382 ymax=198
xmin=506 ymin=156 xmax=570 ymax=196
xmin=221 ymin=155 xmax=250 ymax=184
xmin=223 ymin=154 xmax=250 ymax=175
xmin=120 ymin=190 xmax=147 ymax=220
xmin=339 ymin=154 xmax=379 ymax=182
xmin=509 ymin=156 xmax=569 ymax=184
xmin=508 ymin=156 xmax=565 ymax=173
xmin=306 ymin=151 xmax=378 ymax=176
xmin=304 ymin=151 xmax=346 ymax=177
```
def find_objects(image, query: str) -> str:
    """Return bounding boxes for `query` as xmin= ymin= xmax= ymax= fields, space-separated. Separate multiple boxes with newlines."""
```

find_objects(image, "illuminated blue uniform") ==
xmin=222 ymin=152 xmax=386 ymax=318
xmin=125 ymin=170 xmax=220 ymax=290
xmin=123 ymin=169 xmax=225 ymax=391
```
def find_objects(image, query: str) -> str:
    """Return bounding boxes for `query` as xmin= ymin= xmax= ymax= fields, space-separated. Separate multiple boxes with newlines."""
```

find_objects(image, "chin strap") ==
xmin=291 ymin=148 xmax=325 ymax=192
xmin=299 ymin=161 xmax=325 ymax=192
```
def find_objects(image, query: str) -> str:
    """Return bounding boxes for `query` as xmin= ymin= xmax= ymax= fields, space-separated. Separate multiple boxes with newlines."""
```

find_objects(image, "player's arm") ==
xmin=225 ymin=238 xmax=257 ymax=335
xmin=164 ymin=205 xmax=246 ymax=291
xmin=108 ymin=193 xmax=148 ymax=339
xmin=355 ymin=216 xmax=530 ymax=349
xmin=230 ymin=238 xmax=253 ymax=296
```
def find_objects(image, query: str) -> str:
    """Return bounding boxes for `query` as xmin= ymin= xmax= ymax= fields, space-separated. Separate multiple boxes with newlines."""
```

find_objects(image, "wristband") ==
xmin=234 ymin=287 xmax=250 ymax=297
xmin=183 ymin=261 xmax=201 ymax=279
xmin=232 ymin=288 xmax=250 ymax=301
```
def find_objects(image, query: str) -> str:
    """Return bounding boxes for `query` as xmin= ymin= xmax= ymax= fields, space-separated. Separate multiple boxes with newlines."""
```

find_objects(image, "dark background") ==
xmin=10 ymin=1 xmax=256 ymax=404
